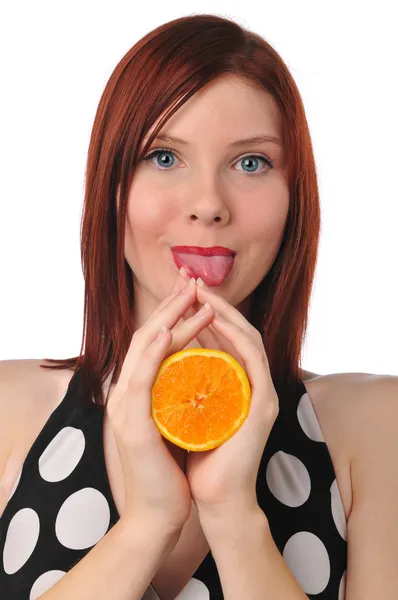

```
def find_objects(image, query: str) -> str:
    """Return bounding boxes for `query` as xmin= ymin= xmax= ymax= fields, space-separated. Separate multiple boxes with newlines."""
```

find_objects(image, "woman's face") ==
xmin=120 ymin=74 xmax=289 ymax=331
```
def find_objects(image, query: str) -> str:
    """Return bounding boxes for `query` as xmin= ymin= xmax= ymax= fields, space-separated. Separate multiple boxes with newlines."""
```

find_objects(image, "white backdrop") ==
xmin=0 ymin=0 xmax=397 ymax=376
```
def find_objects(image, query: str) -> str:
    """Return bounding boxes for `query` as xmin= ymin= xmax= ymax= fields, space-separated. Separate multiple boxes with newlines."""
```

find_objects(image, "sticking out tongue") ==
xmin=176 ymin=253 xmax=235 ymax=286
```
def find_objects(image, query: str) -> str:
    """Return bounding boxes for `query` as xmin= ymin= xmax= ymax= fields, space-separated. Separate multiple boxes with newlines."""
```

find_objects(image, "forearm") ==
xmin=199 ymin=504 xmax=308 ymax=600
xmin=40 ymin=517 xmax=182 ymax=600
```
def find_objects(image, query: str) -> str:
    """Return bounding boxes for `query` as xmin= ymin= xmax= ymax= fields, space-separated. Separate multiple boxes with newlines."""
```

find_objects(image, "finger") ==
xmin=196 ymin=280 xmax=261 ymax=345
xmin=181 ymin=301 xmax=245 ymax=363
xmin=181 ymin=305 xmax=220 ymax=349
xmin=124 ymin=320 xmax=175 ymax=423
xmin=211 ymin=316 xmax=274 ymax=400
xmin=117 ymin=278 xmax=197 ymax=387
xmin=150 ymin=267 xmax=192 ymax=320
xmin=142 ymin=277 xmax=198 ymax=344
xmin=127 ymin=299 xmax=213 ymax=422
xmin=176 ymin=305 xmax=245 ymax=371
xmin=166 ymin=301 xmax=216 ymax=355
xmin=205 ymin=322 xmax=245 ymax=367
xmin=171 ymin=266 xmax=192 ymax=294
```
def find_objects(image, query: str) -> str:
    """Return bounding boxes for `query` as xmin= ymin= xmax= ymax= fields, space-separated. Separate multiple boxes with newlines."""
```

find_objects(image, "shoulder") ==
xmin=308 ymin=373 xmax=398 ymax=594
xmin=304 ymin=373 xmax=398 ymax=432
xmin=303 ymin=372 xmax=398 ymax=523
xmin=304 ymin=371 xmax=398 ymax=454
xmin=0 ymin=358 xmax=75 ymax=411
xmin=0 ymin=359 xmax=75 ymax=470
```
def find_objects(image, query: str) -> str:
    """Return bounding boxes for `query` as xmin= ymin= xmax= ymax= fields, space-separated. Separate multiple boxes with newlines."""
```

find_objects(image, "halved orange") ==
xmin=151 ymin=348 xmax=251 ymax=451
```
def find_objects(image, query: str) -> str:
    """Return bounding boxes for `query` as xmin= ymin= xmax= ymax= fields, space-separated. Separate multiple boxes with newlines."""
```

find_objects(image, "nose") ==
xmin=186 ymin=182 xmax=231 ymax=226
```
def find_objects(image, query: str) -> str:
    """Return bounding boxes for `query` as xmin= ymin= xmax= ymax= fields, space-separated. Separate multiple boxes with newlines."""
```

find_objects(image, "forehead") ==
xmin=144 ymin=75 xmax=283 ymax=148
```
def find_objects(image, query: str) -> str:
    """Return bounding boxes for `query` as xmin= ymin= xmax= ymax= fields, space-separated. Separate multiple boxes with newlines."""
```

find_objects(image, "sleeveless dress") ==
xmin=0 ymin=367 xmax=348 ymax=599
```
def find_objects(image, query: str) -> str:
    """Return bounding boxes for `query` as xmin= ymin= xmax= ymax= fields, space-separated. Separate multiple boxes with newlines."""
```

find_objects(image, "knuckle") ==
xmin=270 ymin=399 xmax=280 ymax=421
xmin=131 ymin=328 xmax=143 ymax=344
xmin=105 ymin=399 xmax=118 ymax=424
xmin=253 ymin=328 xmax=263 ymax=342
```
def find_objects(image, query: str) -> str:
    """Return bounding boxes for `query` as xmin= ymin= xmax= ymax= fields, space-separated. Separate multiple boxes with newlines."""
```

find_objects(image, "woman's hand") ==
xmin=105 ymin=270 xmax=215 ymax=532
xmin=183 ymin=279 xmax=280 ymax=516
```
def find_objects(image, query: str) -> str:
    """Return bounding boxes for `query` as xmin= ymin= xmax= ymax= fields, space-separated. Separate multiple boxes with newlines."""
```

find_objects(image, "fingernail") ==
xmin=180 ymin=266 xmax=190 ymax=280
xmin=197 ymin=277 xmax=207 ymax=288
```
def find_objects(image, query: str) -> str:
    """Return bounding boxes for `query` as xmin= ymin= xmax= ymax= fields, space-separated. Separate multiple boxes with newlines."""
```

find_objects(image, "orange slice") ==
xmin=151 ymin=348 xmax=251 ymax=451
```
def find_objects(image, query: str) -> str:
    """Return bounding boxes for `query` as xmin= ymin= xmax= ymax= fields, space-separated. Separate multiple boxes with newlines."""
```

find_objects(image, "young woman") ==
xmin=1 ymin=13 xmax=397 ymax=600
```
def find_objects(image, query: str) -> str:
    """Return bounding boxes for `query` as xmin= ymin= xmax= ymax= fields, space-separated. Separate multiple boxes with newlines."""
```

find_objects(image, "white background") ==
xmin=0 ymin=1 xmax=397 ymax=376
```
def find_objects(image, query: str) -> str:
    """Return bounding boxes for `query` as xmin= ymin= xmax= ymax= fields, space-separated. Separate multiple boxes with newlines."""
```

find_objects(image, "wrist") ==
xmin=118 ymin=513 xmax=184 ymax=546
xmin=198 ymin=503 xmax=269 ymax=555
xmin=196 ymin=494 xmax=262 ymax=524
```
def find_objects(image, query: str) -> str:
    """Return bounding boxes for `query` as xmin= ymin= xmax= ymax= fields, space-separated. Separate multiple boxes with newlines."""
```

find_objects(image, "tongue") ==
xmin=177 ymin=253 xmax=234 ymax=286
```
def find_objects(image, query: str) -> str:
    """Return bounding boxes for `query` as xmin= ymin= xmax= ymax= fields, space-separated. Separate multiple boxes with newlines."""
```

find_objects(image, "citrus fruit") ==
xmin=151 ymin=348 xmax=251 ymax=451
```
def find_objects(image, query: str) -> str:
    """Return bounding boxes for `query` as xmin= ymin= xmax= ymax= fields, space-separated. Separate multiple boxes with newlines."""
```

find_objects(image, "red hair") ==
xmin=41 ymin=14 xmax=320 ymax=409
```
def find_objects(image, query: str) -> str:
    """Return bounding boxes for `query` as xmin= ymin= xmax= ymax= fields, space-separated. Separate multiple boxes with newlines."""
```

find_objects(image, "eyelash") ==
xmin=142 ymin=146 xmax=274 ymax=175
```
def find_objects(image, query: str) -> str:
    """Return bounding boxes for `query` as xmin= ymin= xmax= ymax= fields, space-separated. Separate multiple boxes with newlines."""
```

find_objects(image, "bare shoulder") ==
xmin=301 ymin=370 xmax=398 ymax=522
xmin=0 ymin=358 xmax=75 ymax=413
xmin=0 ymin=359 xmax=75 ymax=471
xmin=306 ymin=373 xmax=398 ymax=595
xmin=303 ymin=370 xmax=398 ymax=459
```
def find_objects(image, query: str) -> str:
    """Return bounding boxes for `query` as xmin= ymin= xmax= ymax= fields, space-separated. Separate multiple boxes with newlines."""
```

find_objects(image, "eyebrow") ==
xmin=147 ymin=132 xmax=283 ymax=148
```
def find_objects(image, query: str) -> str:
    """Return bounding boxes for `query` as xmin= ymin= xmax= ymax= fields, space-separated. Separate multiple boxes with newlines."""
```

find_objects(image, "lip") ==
xmin=171 ymin=245 xmax=236 ymax=257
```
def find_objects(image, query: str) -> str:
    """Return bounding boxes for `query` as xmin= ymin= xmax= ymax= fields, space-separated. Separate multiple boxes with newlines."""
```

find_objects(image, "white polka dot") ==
xmin=297 ymin=393 xmax=325 ymax=442
xmin=55 ymin=488 xmax=110 ymax=550
xmin=339 ymin=570 xmax=347 ymax=599
xmin=283 ymin=531 xmax=331 ymax=594
xmin=266 ymin=451 xmax=311 ymax=507
xmin=30 ymin=570 xmax=66 ymax=599
xmin=142 ymin=584 xmax=161 ymax=600
xmin=331 ymin=479 xmax=347 ymax=541
xmin=3 ymin=508 xmax=40 ymax=575
xmin=175 ymin=578 xmax=210 ymax=599
xmin=39 ymin=427 xmax=86 ymax=482
xmin=8 ymin=468 xmax=22 ymax=501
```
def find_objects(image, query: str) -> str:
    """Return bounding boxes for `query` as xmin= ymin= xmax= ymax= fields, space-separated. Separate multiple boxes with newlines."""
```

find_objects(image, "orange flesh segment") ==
xmin=151 ymin=350 xmax=251 ymax=451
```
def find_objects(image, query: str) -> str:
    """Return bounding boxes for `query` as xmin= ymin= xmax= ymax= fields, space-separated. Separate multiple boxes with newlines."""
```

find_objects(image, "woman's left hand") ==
xmin=182 ymin=279 xmax=279 ymax=515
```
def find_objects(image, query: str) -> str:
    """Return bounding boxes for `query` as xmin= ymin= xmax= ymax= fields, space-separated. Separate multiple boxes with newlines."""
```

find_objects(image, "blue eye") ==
xmin=142 ymin=147 xmax=274 ymax=175
xmin=235 ymin=155 xmax=273 ymax=173
xmin=143 ymin=148 xmax=176 ymax=168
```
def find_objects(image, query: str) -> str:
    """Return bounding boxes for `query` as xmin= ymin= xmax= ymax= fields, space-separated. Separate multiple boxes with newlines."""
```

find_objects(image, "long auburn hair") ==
xmin=41 ymin=13 xmax=320 ymax=410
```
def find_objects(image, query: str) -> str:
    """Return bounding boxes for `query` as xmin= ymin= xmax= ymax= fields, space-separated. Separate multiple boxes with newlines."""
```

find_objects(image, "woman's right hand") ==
xmin=105 ymin=270 xmax=215 ymax=533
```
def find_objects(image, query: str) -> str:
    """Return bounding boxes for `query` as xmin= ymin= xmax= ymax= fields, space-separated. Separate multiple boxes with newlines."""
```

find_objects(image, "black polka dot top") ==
xmin=0 ymin=367 xmax=347 ymax=599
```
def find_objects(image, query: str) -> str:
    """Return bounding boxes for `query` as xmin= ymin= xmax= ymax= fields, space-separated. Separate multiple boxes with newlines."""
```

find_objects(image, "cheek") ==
xmin=239 ymin=187 xmax=289 ymax=245
xmin=123 ymin=183 xmax=176 ymax=268
xmin=125 ymin=185 xmax=176 ymax=235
